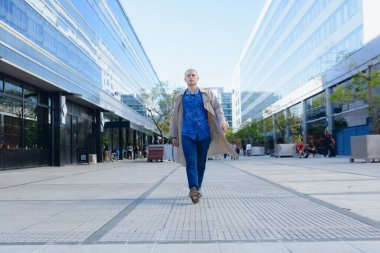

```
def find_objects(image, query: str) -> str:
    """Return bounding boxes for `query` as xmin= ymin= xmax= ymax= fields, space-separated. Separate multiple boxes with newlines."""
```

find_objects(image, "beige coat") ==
xmin=169 ymin=88 xmax=238 ymax=167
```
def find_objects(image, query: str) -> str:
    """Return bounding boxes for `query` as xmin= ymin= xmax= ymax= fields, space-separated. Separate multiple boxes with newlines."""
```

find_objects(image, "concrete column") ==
xmin=52 ymin=93 xmax=66 ymax=166
xmin=133 ymin=130 xmax=137 ymax=146
xmin=148 ymin=135 xmax=153 ymax=145
xmin=118 ymin=118 xmax=123 ymax=160
xmin=95 ymin=110 xmax=103 ymax=162
xmin=142 ymin=133 xmax=146 ymax=147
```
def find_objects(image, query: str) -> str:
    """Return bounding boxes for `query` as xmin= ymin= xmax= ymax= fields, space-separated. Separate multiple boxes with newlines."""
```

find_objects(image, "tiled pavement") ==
xmin=0 ymin=157 xmax=380 ymax=252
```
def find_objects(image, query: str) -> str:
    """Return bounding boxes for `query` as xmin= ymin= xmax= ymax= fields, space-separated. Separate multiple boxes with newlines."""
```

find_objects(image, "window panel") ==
xmin=35 ymin=105 xmax=51 ymax=150
xmin=306 ymin=119 xmax=327 ymax=152
xmin=24 ymin=84 xmax=38 ymax=104
xmin=1 ymin=0 xmax=101 ymax=85
xmin=0 ymin=95 xmax=22 ymax=149
xmin=5 ymin=78 xmax=22 ymax=97
xmin=24 ymin=102 xmax=38 ymax=149
xmin=306 ymin=92 xmax=327 ymax=121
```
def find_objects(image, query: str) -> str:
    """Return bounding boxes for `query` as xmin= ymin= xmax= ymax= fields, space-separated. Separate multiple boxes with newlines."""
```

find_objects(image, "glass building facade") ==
xmin=206 ymin=87 xmax=233 ymax=128
xmin=221 ymin=91 xmax=232 ymax=127
xmin=0 ymin=0 xmax=160 ymax=169
xmin=121 ymin=94 xmax=146 ymax=116
xmin=232 ymin=0 xmax=380 ymax=155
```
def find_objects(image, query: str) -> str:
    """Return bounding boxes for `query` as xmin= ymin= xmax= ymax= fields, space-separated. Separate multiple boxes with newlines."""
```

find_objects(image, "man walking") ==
xmin=170 ymin=69 xmax=237 ymax=204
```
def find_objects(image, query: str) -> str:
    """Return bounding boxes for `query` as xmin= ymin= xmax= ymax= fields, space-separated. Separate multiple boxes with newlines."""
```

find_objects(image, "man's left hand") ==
xmin=221 ymin=123 xmax=228 ymax=133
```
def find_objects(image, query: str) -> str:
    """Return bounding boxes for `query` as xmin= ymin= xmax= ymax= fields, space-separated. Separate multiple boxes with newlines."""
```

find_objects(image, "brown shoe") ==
xmin=189 ymin=187 xmax=199 ymax=204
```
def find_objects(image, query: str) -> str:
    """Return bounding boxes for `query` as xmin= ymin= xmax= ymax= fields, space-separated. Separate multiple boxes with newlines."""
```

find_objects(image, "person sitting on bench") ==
xmin=304 ymin=140 xmax=317 ymax=158
xmin=296 ymin=140 xmax=305 ymax=157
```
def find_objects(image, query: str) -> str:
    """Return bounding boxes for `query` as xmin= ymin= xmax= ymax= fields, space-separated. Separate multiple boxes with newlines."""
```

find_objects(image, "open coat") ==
xmin=169 ymin=88 xmax=238 ymax=167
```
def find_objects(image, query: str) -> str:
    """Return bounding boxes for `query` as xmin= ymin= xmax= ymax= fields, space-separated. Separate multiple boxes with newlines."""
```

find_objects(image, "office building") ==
xmin=121 ymin=95 xmax=146 ymax=116
xmin=0 ymin=0 xmax=160 ymax=169
xmin=232 ymin=0 xmax=380 ymax=154
xmin=206 ymin=87 xmax=233 ymax=128
xmin=221 ymin=91 xmax=232 ymax=127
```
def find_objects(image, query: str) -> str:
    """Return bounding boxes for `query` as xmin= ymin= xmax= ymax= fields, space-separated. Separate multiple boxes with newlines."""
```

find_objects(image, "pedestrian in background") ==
xmin=127 ymin=144 xmax=133 ymax=159
xmin=133 ymin=144 xmax=140 ymax=159
xmin=246 ymin=143 xmax=252 ymax=156
xmin=324 ymin=133 xmax=334 ymax=157
xmin=329 ymin=135 xmax=336 ymax=157
xmin=170 ymin=69 xmax=238 ymax=204
xmin=304 ymin=140 xmax=317 ymax=158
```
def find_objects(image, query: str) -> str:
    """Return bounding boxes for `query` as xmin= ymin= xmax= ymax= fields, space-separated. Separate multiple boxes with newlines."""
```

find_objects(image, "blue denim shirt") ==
xmin=181 ymin=89 xmax=211 ymax=140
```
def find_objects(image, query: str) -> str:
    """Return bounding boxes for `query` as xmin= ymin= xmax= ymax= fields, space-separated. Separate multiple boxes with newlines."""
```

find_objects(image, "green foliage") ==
xmin=225 ymin=128 xmax=234 ymax=143
xmin=102 ymin=135 xmax=109 ymax=150
xmin=275 ymin=112 xmax=286 ymax=140
xmin=330 ymin=63 xmax=380 ymax=134
xmin=231 ymin=119 xmax=265 ymax=146
xmin=24 ymin=120 xmax=37 ymax=148
xmin=140 ymin=82 xmax=182 ymax=143
xmin=310 ymin=92 xmax=326 ymax=108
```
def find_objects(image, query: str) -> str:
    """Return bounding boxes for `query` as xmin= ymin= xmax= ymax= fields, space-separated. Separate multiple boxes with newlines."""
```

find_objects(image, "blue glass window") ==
xmin=5 ymin=78 xmax=22 ymax=97
xmin=0 ymin=77 xmax=3 ymax=92
xmin=24 ymin=84 xmax=38 ymax=104
xmin=0 ymin=0 xmax=101 ymax=84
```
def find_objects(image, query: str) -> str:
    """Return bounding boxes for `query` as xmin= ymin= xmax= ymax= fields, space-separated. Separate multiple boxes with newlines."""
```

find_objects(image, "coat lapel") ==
xmin=200 ymin=88 xmax=216 ymax=117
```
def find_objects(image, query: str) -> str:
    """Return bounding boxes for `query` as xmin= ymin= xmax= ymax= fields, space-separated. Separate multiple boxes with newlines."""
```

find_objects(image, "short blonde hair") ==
xmin=184 ymin=68 xmax=198 ymax=77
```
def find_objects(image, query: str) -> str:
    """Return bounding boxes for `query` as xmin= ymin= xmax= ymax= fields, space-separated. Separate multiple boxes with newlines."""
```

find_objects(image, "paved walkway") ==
xmin=0 ymin=156 xmax=380 ymax=252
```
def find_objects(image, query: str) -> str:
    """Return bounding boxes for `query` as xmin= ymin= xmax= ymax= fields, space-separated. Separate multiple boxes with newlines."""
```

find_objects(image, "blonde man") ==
xmin=170 ymin=69 xmax=237 ymax=204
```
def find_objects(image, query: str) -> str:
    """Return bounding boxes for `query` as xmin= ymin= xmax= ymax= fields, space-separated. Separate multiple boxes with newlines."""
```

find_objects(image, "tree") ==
xmin=140 ymin=82 xmax=182 ymax=144
xmin=274 ymin=112 xmax=287 ymax=143
xmin=225 ymin=128 xmax=234 ymax=143
xmin=330 ymin=63 xmax=380 ymax=134
xmin=231 ymin=119 xmax=265 ymax=146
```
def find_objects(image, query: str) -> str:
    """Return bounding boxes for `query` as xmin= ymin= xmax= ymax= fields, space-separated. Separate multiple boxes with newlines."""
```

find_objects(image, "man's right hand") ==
xmin=172 ymin=139 xmax=179 ymax=147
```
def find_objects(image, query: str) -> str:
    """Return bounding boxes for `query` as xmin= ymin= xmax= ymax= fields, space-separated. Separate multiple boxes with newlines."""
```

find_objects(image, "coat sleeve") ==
xmin=208 ymin=89 xmax=227 ymax=127
xmin=169 ymin=96 xmax=179 ymax=138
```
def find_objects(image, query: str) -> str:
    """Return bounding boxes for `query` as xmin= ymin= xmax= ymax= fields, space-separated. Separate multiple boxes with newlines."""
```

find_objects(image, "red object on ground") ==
xmin=147 ymin=145 xmax=164 ymax=162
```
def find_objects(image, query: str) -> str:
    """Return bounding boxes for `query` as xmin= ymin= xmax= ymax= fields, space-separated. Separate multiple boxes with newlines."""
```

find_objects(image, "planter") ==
xmin=350 ymin=135 xmax=380 ymax=162
xmin=147 ymin=145 xmax=164 ymax=162
xmin=273 ymin=144 xmax=295 ymax=157
xmin=251 ymin=146 xmax=265 ymax=156
xmin=103 ymin=151 xmax=110 ymax=162
xmin=163 ymin=144 xmax=174 ymax=161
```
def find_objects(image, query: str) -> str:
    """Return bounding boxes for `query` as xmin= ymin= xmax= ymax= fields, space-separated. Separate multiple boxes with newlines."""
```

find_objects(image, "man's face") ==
xmin=184 ymin=70 xmax=199 ymax=87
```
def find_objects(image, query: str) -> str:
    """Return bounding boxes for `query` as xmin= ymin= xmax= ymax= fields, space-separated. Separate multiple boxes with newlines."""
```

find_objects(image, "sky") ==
xmin=121 ymin=0 xmax=266 ymax=90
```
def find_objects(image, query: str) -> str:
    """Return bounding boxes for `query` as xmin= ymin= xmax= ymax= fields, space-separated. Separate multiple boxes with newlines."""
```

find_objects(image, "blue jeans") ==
xmin=181 ymin=135 xmax=211 ymax=190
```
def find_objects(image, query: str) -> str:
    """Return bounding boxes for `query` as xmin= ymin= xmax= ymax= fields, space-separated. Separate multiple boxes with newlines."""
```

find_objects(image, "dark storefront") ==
xmin=64 ymin=101 xmax=95 ymax=165
xmin=0 ymin=73 xmax=101 ymax=169
xmin=0 ymin=74 xmax=51 ymax=170
xmin=102 ymin=118 xmax=152 ymax=160
xmin=0 ymin=72 xmax=156 ymax=170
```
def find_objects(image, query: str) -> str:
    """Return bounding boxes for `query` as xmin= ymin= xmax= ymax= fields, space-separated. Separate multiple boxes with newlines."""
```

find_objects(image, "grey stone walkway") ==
xmin=0 ymin=157 xmax=380 ymax=252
